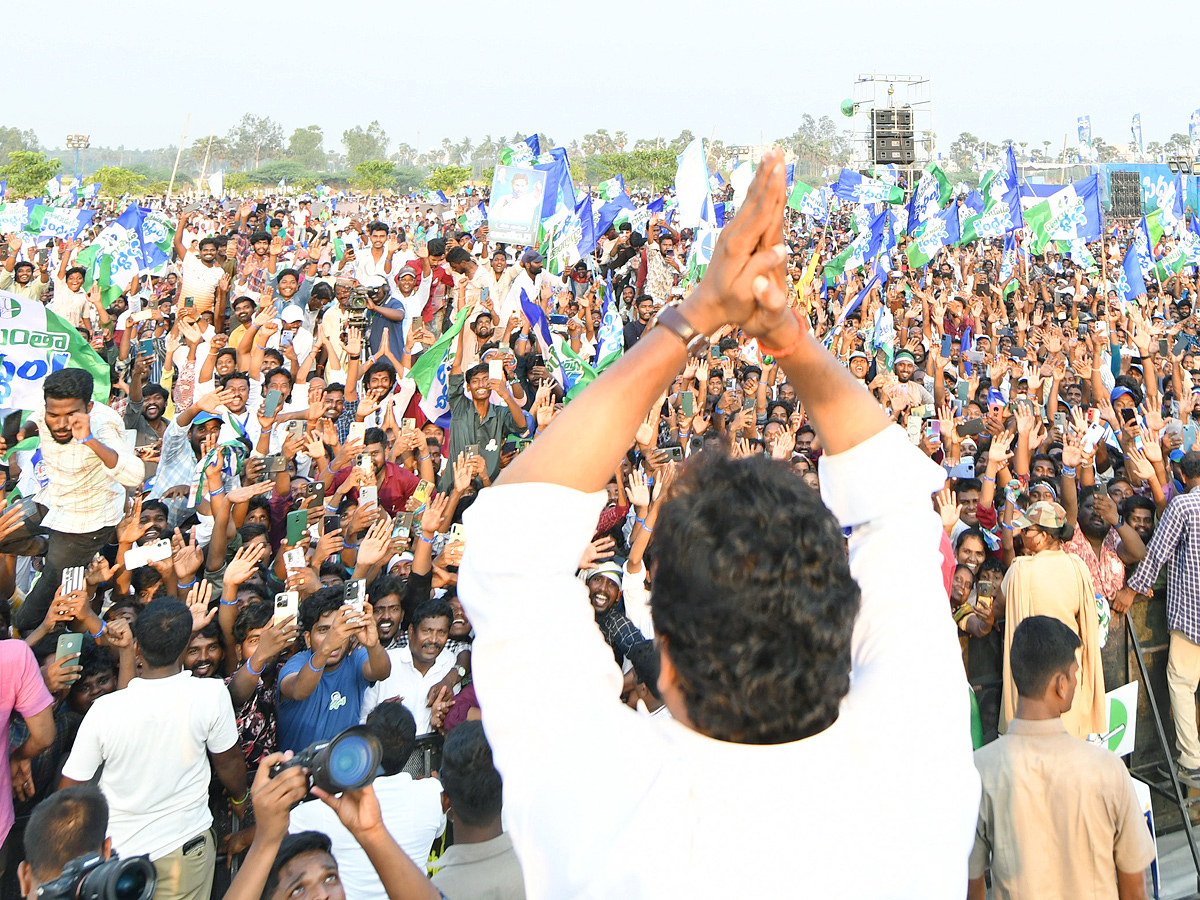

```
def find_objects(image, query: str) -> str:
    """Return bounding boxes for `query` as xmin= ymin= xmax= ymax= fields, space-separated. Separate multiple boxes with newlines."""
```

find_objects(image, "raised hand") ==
xmin=185 ymin=579 xmax=216 ymax=630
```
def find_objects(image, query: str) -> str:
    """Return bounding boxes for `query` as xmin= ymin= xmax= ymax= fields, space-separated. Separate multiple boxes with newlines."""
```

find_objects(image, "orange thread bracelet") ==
xmin=757 ymin=308 xmax=808 ymax=360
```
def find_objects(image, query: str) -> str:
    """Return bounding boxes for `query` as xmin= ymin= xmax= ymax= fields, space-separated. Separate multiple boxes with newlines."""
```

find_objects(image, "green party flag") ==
xmin=786 ymin=180 xmax=816 ymax=211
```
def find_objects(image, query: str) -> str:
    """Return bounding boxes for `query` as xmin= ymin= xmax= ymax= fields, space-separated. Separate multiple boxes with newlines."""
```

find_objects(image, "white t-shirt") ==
xmin=360 ymin=645 xmax=456 ymax=735
xmin=179 ymin=252 xmax=224 ymax=310
xmin=61 ymin=671 xmax=239 ymax=859
xmin=289 ymin=773 xmax=445 ymax=897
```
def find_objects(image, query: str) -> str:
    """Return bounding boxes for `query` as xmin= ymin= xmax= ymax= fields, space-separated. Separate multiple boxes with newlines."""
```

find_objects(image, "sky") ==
xmin=10 ymin=0 xmax=1200 ymax=156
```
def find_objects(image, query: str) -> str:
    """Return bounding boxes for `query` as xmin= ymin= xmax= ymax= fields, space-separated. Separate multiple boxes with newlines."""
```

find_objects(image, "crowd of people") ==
xmin=0 ymin=146 xmax=1197 ymax=899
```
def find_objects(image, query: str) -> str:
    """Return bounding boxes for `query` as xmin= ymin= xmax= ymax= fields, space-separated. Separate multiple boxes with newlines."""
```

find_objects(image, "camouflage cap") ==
xmin=1011 ymin=500 xmax=1067 ymax=530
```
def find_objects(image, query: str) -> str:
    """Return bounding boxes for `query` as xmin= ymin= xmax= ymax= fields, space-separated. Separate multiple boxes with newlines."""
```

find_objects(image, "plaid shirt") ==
xmin=1129 ymin=485 xmax=1200 ymax=643
xmin=150 ymin=416 xmax=200 ymax=498
xmin=31 ymin=402 xmax=145 ymax=533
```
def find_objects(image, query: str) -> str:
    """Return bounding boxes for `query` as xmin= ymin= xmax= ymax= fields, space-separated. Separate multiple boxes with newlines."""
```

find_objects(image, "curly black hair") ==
xmin=651 ymin=451 xmax=859 ymax=744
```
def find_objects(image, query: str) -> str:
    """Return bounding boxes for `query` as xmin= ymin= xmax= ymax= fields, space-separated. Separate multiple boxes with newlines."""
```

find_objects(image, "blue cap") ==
xmin=192 ymin=412 xmax=222 ymax=426
xmin=1110 ymin=386 xmax=1134 ymax=404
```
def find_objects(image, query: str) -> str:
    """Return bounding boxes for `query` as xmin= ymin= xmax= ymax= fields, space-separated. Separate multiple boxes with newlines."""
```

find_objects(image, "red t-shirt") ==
xmin=331 ymin=460 xmax=419 ymax=518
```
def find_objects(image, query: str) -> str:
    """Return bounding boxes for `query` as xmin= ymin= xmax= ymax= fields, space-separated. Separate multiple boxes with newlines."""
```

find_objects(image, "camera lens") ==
xmin=77 ymin=856 xmax=156 ymax=900
xmin=112 ymin=866 xmax=151 ymax=900
xmin=326 ymin=732 xmax=377 ymax=790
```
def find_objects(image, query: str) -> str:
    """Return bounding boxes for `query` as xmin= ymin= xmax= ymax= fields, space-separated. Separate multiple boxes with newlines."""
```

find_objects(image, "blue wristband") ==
xmin=89 ymin=622 xmax=106 ymax=639
xmin=83 ymin=433 xmax=96 ymax=443
xmin=178 ymin=578 xmax=197 ymax=589
xmin=418 ymin=533 xmax=435 ymax=544
xmin=1061 ymin=465 xmax=1077 ymax=477
xmin=307 ymin=657 xmax=324 ymax=673
xmin=245 ymin=657 xmax=265 ymax=677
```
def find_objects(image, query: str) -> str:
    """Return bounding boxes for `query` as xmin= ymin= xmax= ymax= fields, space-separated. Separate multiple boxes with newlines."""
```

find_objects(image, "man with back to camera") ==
xmin=59 ymin=599 xmax=249 ymax=900
xmin=458 ymin=150 xmax=979 ymax=897
xmin=969 ymin=615 xmax=1154 ymax=899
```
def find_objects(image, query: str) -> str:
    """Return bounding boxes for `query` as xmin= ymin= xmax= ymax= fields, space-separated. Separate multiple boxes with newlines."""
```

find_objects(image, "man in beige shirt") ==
xmin=969 ymin=615 xmax=1155 ymax=900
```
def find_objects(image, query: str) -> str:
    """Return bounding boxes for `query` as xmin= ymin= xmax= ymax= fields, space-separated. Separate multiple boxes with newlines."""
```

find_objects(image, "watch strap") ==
xmin=656 ymin=304 xmax=707 ymax=356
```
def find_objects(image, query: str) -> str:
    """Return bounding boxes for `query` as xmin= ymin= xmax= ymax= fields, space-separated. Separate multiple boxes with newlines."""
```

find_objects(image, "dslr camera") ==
xmin=269 ymin=725 xmax=382 ymax=794
xmin=36 ymin=852 xmax=156 ymax=900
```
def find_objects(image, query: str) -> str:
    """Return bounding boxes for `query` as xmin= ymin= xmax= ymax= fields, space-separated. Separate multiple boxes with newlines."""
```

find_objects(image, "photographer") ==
xmin=226 ymin=753 xmax=439 ymax=900
xmin=16 ymin=787 xmax=111 ymax=899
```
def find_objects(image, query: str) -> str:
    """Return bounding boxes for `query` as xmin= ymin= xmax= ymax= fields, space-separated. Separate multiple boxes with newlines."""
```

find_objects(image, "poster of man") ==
xmin=488 ymin=165 xmax=546 ymax=244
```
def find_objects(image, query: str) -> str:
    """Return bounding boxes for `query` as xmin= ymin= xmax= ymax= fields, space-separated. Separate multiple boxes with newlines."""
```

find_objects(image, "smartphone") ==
xmin=940 ymin=334 xmax=953 ymax=358
xmin=1120 ymin=408 xmax=1137 ymax=425
xmin=61 ymin=566 xmax=85 ymax=596
xmin=447 ymin=523 xmax=465 ymax=544
xmin=1008 ymin=347 xmax=1027 ymax=360
xmin=1184 ymin=423 xmax=1198 ymax=452
xmin=286 ymin=509 xmax=308 ymax=546
xmin=1160 ymin=337 xmax=1170 ymax=357
xmin=956 ymin=418 xmax=985 ymax=437
xmin=303 ymin=481 xmax=326 ymax=503
xmin=343 ymin=579 xmax=366 ymax=619
xmin=665 ymin=445 xmax=684 ymax=462
xmin=347 ymin=421 xmax=366 ymax=444
xmin=681 ymin=390 xmax=694 ymax=417
xmin=976 ymin=580 xmax=995 ymax=599
xmin=401 ymin=417 xmax=417 ymax=431
xmin=1175 ymin=334 xmax=1194 ymax=356
xmin=412 ymin=479 xmax=434 ymax=508
xmin=964 ymin=350 xmax=985 ymax=364
xmin=480 ymin=286 xmax=490 ymax=304
xmin=323 ymin=514 xmax=341 ymax=534
xmin=549 ymin=314 xmax=568 ymax=326
xmin=464 ymin=443 xmax=480 ymax=459
xmin=1054 ymin=411 xmax=1067 ymax=432
xmin=724 ymin=377 xmax=738 ymax=393
xmin=488 ymin=359 xmax=503 ymax=380
xmin=37 ymin=247 xmax=49 ymax=267
xmin=17 ymin=496 xmax=38 ymax=520
xmin=926 ymin=420 xmax=941 ymax=440
xmin=709 ymin=346 xmax=721 ymax=360
xmin=957 ymin=380 xmax=969 ymax=403
xmin=410 ymin=316 xmax=422 ymax=335
xmin=283 ymin=548 xmax=306 ymax=572
xmin=358 ymin=485 xmax=377 ymax=505
xmin=264 ymin=454 xmax=287 ymax=475
xmin=56 ymin=633 xmax=83 ymax=682
xmin=184 ymin=296 xmax=195 ymax=309
xmin=273 ymin=590 xmax=298 ymax=626
xmin=138 ymin=338 xmax=155 ymax=356
xmin=262 ymin=389 xmax=283 ymax=418
xmin=392 ymin=511 xmax=414 ymax=541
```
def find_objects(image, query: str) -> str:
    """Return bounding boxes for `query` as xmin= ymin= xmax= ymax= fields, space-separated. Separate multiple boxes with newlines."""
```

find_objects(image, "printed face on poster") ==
xmin=488 ymin=165 xmax=546 ymax=245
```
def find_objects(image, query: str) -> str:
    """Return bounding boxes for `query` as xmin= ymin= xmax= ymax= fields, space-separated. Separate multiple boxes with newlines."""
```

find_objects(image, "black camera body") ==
xmin=269 ymin=725 xmax=382 ymax=795
xmin=36 ymin=852 xmax=156 ymax=900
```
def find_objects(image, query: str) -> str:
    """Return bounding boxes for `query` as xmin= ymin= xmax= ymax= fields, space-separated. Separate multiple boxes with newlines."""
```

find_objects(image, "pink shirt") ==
xmin=1066 ymin=528 xmax=1126 ymax=602
xmin=1 ymin=640 xmax=54 ymax=842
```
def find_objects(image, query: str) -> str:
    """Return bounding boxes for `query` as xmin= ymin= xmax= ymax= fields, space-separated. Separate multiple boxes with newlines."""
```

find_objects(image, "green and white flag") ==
xmin=24 ymin=204 xmax=94 ymax=241
xmin=0 ymin=287 xmax=110 ymax=410
xmin=538 ymin=209 xmax=583 ymax=276
xmin=598 ymin=176 xmax=626 ymax=201
xmin=1022 ymin=176 xmax=1102 ymax=255
xmin=1151 ymin=230 xmax=1199 ymax=280
xmin=0 ymin=202 xmax=33 ymax=234
xmin=410 ymin=307 xmax=471 ymax=424
xmin=786 ymin=180 xmax=816 ymax=211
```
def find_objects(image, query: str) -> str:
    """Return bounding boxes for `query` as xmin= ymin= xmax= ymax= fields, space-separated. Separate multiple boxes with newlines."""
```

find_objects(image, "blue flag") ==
xmin=1117 ymin=241 xmax=1148 ymax=308
xmin=833 ymin=169 xmax=904 ymax=206
xmin=1077 ymin=116 xmax=1091 ymax=145
xmin=575 ymin=191 xmax=596 ymax=259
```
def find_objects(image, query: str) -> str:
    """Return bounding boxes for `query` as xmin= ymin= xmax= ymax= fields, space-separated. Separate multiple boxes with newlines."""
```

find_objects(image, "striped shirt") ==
xmin=1128 ymin=485 xmax=1200 ymax=643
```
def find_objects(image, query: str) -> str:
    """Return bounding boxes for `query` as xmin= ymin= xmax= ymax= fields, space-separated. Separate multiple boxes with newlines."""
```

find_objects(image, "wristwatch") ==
xmin=655 ymin=303 xmax=709 ymax=357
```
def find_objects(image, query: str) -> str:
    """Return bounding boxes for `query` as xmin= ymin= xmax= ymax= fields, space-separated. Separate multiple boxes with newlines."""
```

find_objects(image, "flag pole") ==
xmin=167 ymin=114 xmax=191 ymax=202
xmin=198 ymin=126 xmax=215 ymax=196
